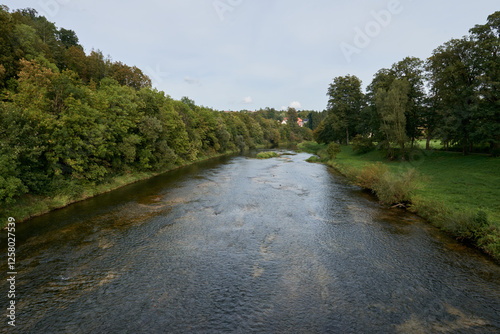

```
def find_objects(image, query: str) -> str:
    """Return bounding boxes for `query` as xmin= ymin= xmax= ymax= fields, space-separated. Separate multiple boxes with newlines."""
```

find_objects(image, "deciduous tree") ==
xmin=376 ymin=79 xmax=410 ymax=159
xmin=326 ymin=75 xmax=364 ymax=144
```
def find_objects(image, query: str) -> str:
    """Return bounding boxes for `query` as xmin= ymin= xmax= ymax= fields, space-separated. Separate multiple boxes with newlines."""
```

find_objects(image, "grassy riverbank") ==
xmin=299 ymin=142 xmax=500 ymax=260
xmin=0 ymin=150 xmax=238 ymax=227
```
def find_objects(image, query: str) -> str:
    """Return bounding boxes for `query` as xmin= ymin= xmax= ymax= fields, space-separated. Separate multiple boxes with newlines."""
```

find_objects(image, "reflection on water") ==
xmin=1 ymin=152 xmax=499 ymax=333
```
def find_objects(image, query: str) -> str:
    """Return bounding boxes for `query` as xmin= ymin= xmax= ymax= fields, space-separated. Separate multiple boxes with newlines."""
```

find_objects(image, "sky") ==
xmin=3 ymin=0 xmax=499 ymax=111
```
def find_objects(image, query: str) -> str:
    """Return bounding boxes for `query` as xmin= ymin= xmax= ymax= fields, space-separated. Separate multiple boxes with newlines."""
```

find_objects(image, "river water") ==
xmin=1 ymin=152 xmax=499 ymax=333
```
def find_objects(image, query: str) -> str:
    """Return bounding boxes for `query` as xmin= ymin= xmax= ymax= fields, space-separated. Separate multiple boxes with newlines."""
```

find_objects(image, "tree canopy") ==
xmin=316 ymin=10 xmax=500 ymax=158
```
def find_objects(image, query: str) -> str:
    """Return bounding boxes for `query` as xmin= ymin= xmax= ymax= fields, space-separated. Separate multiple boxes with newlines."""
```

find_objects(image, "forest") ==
xmin=316 ymin=11 xmax=500 ymax=159
xmin=0 ymin=6 xmax=313 ymax=212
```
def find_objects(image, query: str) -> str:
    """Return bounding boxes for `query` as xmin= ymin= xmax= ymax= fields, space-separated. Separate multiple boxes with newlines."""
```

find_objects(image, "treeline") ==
xmin=316 ymin=11 xmax=500 ymax=157
xmin=0 ymin=7 xmax=312 ymax=205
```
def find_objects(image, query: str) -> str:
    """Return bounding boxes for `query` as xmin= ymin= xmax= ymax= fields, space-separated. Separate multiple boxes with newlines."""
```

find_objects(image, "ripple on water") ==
xmin=3 ymin=153 xmax=500 ymax=333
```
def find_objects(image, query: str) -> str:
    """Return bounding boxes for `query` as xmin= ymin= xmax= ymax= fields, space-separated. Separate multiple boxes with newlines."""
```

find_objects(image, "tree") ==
xmin=110 ymin=61 xmax=151 ymax=90
xmin=421 ymin=95 xmax=442 ymax=150
xmin=426 ymin=37 xmax=480 ymax=154
xmin=391 ymin=57 xmax=426 ymax=147
xmin=306 ymin=110 xmax=327 ymax=131
xmin=364 ymin=69 xmax=395 ymax=141
xmin=376 ymin=79 xmax=410 ymax=159
xmin=57 ymin=28 xmax=79 ymax=48
xmin=326 ymin=75 xmax=364 ymax=144
xmin=64 ymin=45 xmax=87 ymax=79
xmin=0 ymin=6 xmax=15 ymax=88
xmin=12 ymin=24 xmax=43 ymax=59
xmin=313 ymin=113 xmax=341 ymax=144
xmin=85 ymin=49 xmax=109 ymax=83
xmin=469 ymin=11 xmax=500 ymax=152
xmin=366 ymin=58 xmax=426 ymax=147
xmin=285 ymin=107 xmax=300 ymax=142
xmin=0 ymin=103 xmax=28 ymax=202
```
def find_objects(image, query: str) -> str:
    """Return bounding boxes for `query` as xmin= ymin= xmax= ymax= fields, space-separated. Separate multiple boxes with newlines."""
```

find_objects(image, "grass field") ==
xmin=333 ymin=146 xmax=500 ymax=224
xmin=299 ymin=142 xmax=500 ymax=259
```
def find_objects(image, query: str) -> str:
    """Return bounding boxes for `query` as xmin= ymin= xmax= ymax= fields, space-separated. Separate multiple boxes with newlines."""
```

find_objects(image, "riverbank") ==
xmin=299 ymin=142 xmax=500 ymax=260
xmin=0 ymin=150 xmax=239 ymax=227
xmin=0 ymin=142 xmax=302 ymax=227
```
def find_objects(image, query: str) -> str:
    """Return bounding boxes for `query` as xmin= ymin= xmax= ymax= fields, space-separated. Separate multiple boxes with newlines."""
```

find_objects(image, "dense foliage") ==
xmin=316 ymin=11 xmax=500 ymax=157
xmin=0 ymin=6 xmax=313 ymax=207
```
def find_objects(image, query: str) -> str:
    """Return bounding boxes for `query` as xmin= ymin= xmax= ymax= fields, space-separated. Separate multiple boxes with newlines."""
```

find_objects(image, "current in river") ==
xmin=1 ymin=152 xmax=499 ymax=333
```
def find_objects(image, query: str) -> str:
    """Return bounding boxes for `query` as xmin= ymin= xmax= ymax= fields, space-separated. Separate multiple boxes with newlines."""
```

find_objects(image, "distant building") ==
xmin=281 ymin=117 xmax=304 ymax=127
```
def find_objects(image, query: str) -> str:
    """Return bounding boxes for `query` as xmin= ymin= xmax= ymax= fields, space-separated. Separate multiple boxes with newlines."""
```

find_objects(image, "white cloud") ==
xmin=289 ymin=101 xmax=302 ymax=110
xmin=242 ymin=96 xmax=253 ymax=104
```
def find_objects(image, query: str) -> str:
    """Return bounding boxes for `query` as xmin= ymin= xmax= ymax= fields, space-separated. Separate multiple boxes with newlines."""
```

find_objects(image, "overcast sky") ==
xmin=3 ymin=0 xmax=499 ymax=111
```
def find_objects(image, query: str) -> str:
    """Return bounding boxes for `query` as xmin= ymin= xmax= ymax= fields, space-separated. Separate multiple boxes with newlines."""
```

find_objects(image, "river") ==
xmin=1 ymin=152 xmax=499 ymax=333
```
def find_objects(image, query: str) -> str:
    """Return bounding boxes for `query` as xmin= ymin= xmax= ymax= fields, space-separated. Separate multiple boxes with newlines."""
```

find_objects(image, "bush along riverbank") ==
xmin=299 ymin=142 xmax=500 ymax=261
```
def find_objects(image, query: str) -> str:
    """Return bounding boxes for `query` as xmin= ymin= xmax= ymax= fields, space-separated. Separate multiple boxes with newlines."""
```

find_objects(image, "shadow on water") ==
xmin=1 ymin=152 xmax=499 ymax=333
xmin=5 ymin=154 xmax=237 ymax=244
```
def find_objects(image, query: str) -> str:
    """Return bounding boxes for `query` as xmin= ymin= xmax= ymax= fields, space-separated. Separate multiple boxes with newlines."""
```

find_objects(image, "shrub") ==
xmin=352 ymin=135 xmax=375 ymax=154
xmin=441 ymin=210 xmax=490 ymax=242
xmin=0 ymin=176 xmax=26 ymax=204
xmin=355 ymin=163 xmax=420 ymax=205
xmin=306 ymin=156 xmax=320 ymax=163
xmin=491 ymin=148 xmax=500 ymax=157
xmin=373 ymin=168 xmax=420 ymax=205
xmin=356 ymin=162 xmax=389 ymax=190
xmin=327 ymin=142 xmax=341 ymax=160
xmin=298 ymin=142 xmax=326 ymax=154
xmin=317 ymin=148 xmax=330 ymax=162
xmin=478 ymin=224 xmax=500 ymax=257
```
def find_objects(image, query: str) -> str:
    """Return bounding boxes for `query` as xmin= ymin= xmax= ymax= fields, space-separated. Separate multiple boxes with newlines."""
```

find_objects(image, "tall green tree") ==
xmin=365 ymin=58 xmax=426 ymax=147
xmin=364 ymin=69 xmax=395 ymax=140
xmin=426 ymin=37 xmax=480 ymax=154
xmin=470 ymin=11 xmax=500 ymax=152
xmin=326 ymin=75 xmax=364 ymax=144
xmin=376 ymin=79 xmax=410 ymax=159
xmin=391 ymin=57 xmax=426 ymax=147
